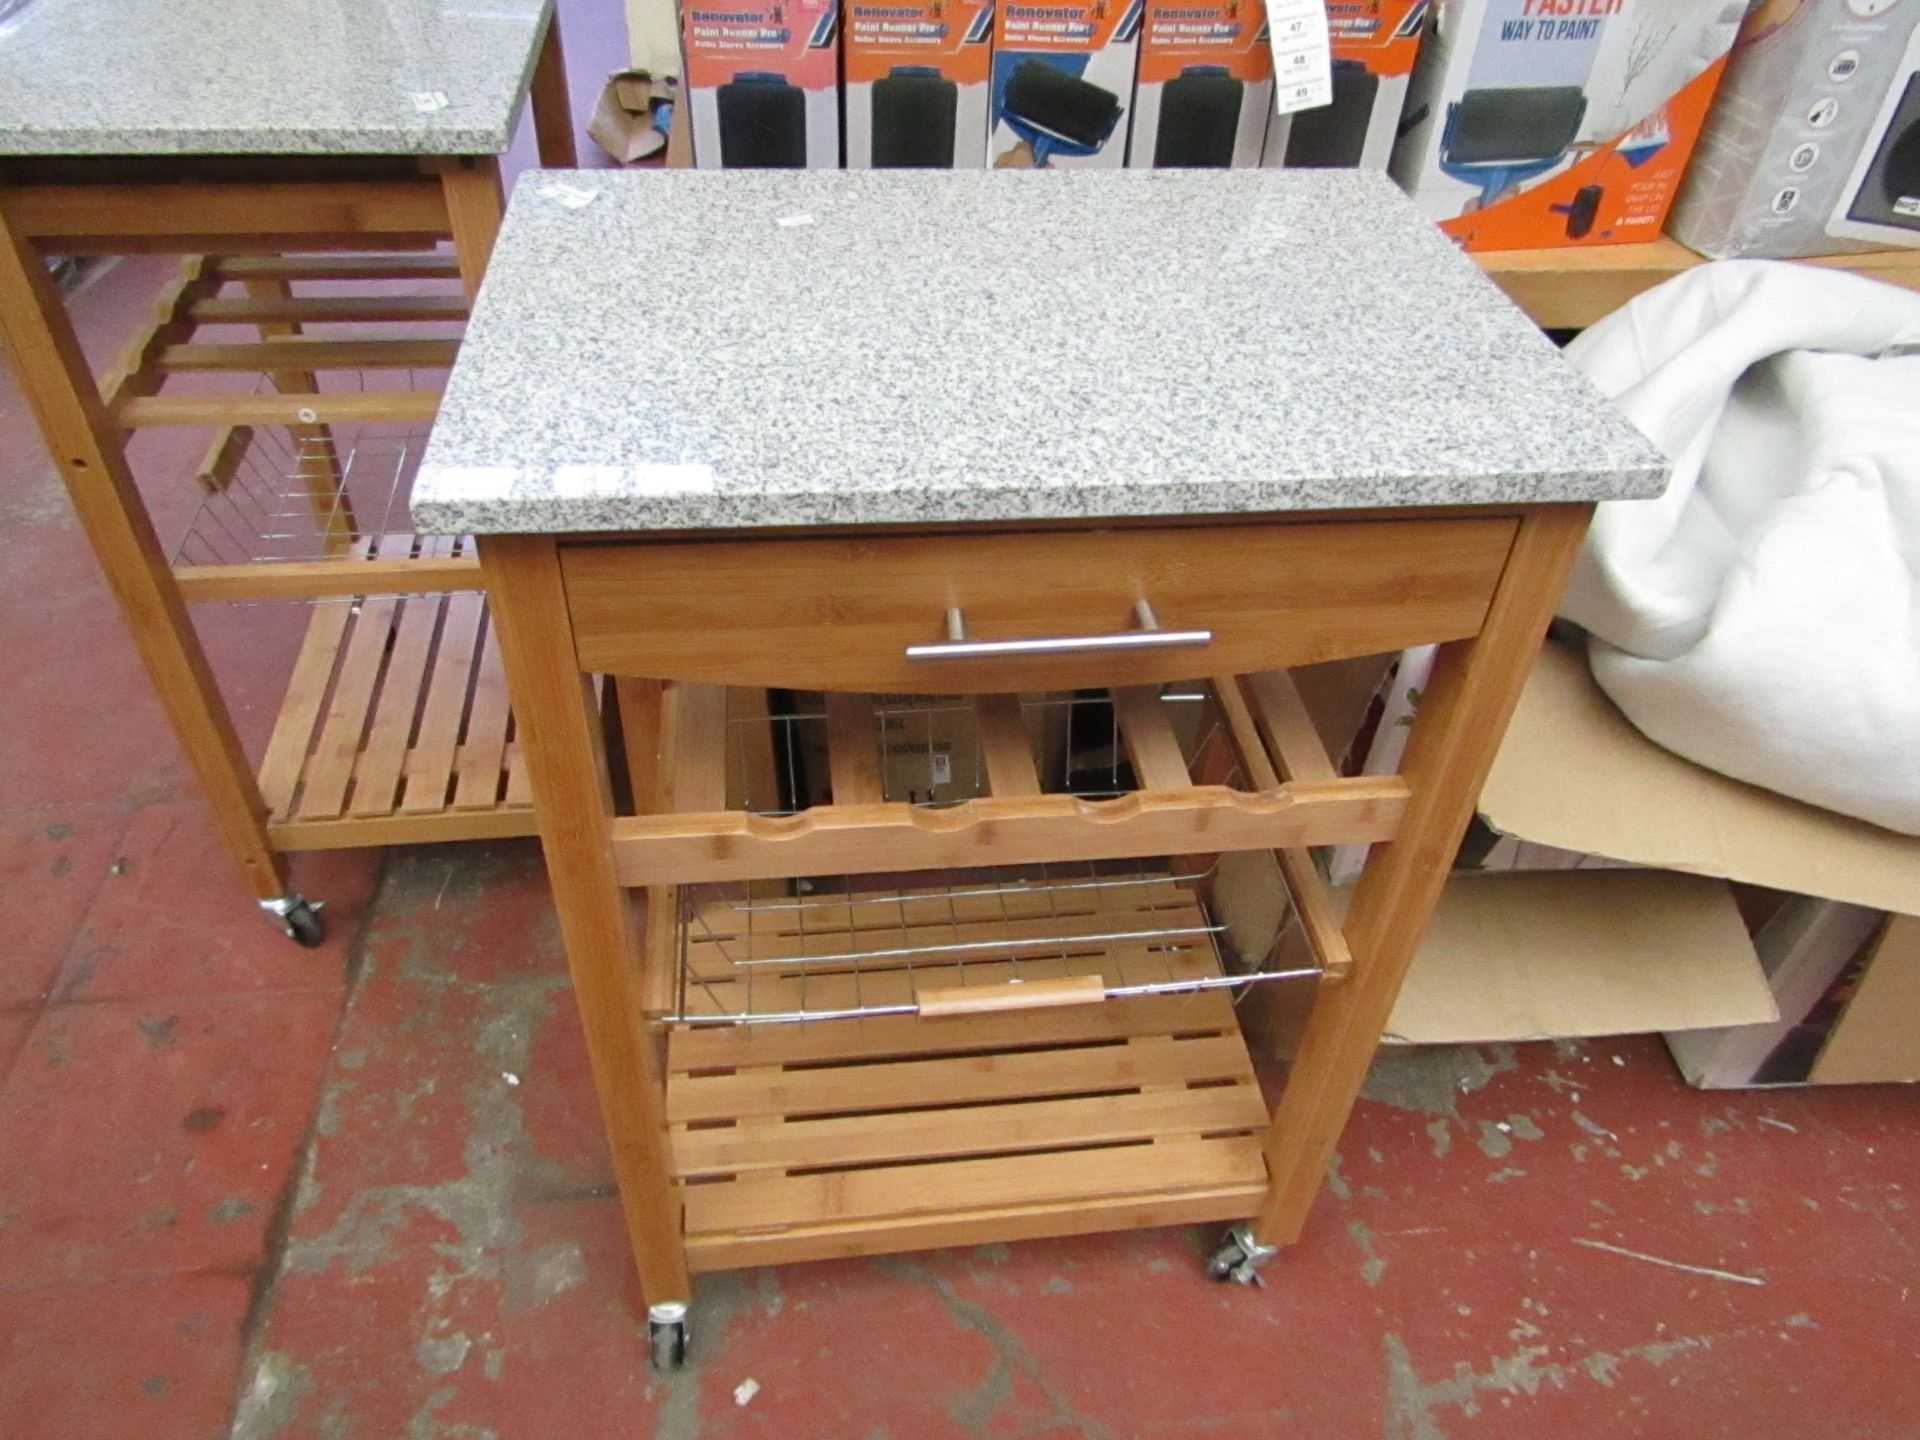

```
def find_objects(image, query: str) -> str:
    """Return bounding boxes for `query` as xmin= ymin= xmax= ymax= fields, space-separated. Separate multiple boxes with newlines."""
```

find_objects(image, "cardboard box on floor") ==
xmin=1471 ymin=640 xmax=1920 ymax=1086
xmin=1231 ymin=639 xmax=1920 ymax=1082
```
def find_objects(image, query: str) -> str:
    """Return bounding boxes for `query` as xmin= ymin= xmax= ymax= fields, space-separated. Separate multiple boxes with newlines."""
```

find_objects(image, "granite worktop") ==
xmin=0 ymin=0 xmax=550 ymax=156
xmin=411 ymin=169 xmax=1669 ymax=537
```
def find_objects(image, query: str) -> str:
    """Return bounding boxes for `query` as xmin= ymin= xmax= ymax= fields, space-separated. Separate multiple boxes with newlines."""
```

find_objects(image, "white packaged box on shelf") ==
xmin=1389 ymin=0 xmax=1745 ymax=250
xmin=1671 ymin=1 xmax=1920 ymax=257
xmin=1261 ymin=0 xmax=1427 ymax=171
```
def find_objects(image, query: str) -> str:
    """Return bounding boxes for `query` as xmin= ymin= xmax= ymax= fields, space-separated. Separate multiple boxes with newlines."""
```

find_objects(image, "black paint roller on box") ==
xmin=1153 ymin=65 xmax=1241 ymax=169
xmin=872 ymin=65 xmax=959 ymax=169
xmin=1444 ymin=85 xmax=1587 ymax=166
xmin=1285 ymin=59 xmax=1378 ymax=169
xmin=1002 ymin=58 xmax=1124 ymax=165
xmin=717 ymin=71 xmax=807 ymax=168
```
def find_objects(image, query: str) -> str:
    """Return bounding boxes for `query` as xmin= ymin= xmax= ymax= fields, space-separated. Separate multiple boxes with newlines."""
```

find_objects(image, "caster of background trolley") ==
xmin=649 ymin=1302 xmax=690 ymax=1371
xmin=259 ymin=895 xmax=326 ymax=948
xmin=1207 ymin=1224 xmax=1280 ymax=1286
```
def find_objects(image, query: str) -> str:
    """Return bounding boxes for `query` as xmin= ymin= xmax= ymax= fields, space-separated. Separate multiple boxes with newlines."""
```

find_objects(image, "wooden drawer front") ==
xmin=561 ymin=518 xmax=1517 ymax=694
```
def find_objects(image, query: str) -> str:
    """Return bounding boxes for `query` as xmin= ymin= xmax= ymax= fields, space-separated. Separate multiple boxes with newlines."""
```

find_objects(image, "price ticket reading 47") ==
xmin=1268 ymin=0 xmax=1332 ymax=115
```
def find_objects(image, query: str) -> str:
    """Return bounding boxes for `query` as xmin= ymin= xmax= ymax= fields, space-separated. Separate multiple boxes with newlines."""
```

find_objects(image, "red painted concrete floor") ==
xmin=4 ymin=28 xmax=1920 ymax=1436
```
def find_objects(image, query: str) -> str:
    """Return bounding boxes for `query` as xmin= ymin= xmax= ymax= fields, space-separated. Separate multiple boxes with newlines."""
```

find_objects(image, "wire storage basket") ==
xmin=663 ymin=684 xmax=1322 ymax=1026
xmin=171 ymin=408 xmax=447 ymax=575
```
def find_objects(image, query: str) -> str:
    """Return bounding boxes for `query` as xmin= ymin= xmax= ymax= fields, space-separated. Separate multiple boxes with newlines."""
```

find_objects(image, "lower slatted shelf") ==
xmin=258 ymin=585 xmax=537 ymax=849
xmin=666 ymin=987 xmax=1271 ymax=1269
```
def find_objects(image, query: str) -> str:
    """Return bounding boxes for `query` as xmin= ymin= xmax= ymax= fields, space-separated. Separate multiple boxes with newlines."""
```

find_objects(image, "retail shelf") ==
xmin=1477 ymin=237 xmax=1920 ymax=329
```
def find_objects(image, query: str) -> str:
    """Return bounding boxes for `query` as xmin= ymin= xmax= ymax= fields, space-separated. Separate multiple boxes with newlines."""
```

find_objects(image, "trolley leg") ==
xmin=0 ymin=184 xmax=291 ymax=909
xmin=436 ymin=157 xmax=505 ymax=301
xmin=609 ymin=678 xmax=685 ymax=1017
xmin=530 ymin=9 xmax=580 ymax=169
xmin=480 ymin=537 xmax=694 ymax=1354
xmin=1229 ymin=508 xmax=1592 ymax=1270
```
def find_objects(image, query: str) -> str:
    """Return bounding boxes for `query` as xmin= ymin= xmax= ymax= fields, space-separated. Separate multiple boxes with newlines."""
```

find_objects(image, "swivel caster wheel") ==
xmin=649 ymin=1303 xmax=690 ymax=1371
xmin=1207 ymin=1224 xmax=1280 ymax=1286
xmin=260 ymin=895 xmax=326 ymax=948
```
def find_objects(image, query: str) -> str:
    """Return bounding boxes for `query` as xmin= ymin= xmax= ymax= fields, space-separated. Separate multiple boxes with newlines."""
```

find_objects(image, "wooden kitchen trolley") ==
xmin=0 ymin=0 xmax=576 ymax=942
xmin=479 ymin=506 xmax=1592 ymax=1367
xmin=411 ymin=168 xmax=1667 ymax=1366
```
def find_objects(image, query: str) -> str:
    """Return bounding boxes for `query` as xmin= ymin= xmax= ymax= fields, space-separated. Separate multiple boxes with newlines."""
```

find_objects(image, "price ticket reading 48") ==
xmin=1268 ymin=0 xmax=1332 ymax=114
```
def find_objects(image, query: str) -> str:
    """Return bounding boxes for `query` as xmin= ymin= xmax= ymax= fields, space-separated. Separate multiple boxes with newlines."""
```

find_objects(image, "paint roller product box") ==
xmin=989 ymin=0 xmax=1144 ymax=168
xmin=1669 ymin=1 xmax=1920 ymax=258
xmin=1262 ymin=0 xmax=1428 ymax=171
xmin=1127 ymin=0 xmax=1274 ymax=167
xmin=1389 ymin=0 xmax=1746 ymax=250
xmin=845 ymin=0 xmax=994 ymax=167
xmin=683 ymin=0 xmax=840 ymax=168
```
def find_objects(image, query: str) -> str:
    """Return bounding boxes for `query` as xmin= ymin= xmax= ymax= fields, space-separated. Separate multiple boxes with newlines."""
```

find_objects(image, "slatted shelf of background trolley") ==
xmin=639 ymin=682 xmax=1380 ymax=1268
xmin=244 ymin=532 xmax=540 ymax=852
xmin=153 ymin=378 xmax=542 ymax=850
xmin=100 ymin=253 xmax=462 ymax=434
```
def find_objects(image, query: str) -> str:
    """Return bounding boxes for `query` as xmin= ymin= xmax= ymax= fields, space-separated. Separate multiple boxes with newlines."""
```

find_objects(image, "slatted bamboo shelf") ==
xmin=625 ymin=677 xmax=1364 ymax=997
xmin=258 ymin=569 xmax=537 ymax=850
xmin=101 ymin=252 xmax=464 ymax=429
xmin=666 ymin=985 xmax=1271 ymax=1270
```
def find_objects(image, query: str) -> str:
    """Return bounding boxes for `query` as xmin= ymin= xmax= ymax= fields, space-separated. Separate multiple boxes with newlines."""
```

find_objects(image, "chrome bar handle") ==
xmin=905 ymin=599 xmax=1213 ymax=662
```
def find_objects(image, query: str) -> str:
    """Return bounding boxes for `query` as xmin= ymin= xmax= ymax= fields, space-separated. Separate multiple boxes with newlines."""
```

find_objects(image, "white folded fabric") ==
xmin=1559 ymin=259 xmax=1920 ymax=836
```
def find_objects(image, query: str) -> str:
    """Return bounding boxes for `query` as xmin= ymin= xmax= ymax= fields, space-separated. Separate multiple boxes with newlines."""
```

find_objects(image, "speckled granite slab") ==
xmin=0 ymin=0 xmax=549 ymax=155
xmin=412 ymin=169 xmax=1669 ymax=536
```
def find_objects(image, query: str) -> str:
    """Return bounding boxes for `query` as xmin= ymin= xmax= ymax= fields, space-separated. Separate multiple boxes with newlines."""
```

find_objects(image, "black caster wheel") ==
xmin=1206 ymin=1235 xmax=1250 ymax=1282
xmin=262 ymin=896 xmax=326 ymax=948
xmin=1206 ymin=1224 xmax=1278 ymax=1286
xmin=649 ymin=1311 xmax=690 ymax=1371
xmin=283 ymin=900 xmax=326 ymax=948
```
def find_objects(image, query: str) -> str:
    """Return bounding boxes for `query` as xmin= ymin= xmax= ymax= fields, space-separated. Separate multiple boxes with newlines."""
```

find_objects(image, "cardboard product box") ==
xmin=1668 ymin=902 xmax=1920 ymax=1087
xmin=1669 ymin=1 xmax=1920 ymax=258
xmin=1126 ymin=0 xmax=1274 ymax=168
xmin=683 ymin=0 xmax=840 ymax=168
xmin=1378 ymin=640 xmax=1920 ymax=1082
xmin=876 ymin=696 xmax=983 ymax=804
xmin=1262 ymin=0 xmax=1429 ymax=170
xmin=1389 ymin=0 xmax=1746 ymax=250
xmin=845 ymin=0 xmax=994 ymax=167
xmin=588 ymin=69 xmax=676 ymax=164
xmin=989 ymin=0 xmax=1145 ymax=168
xmin=785 ymin=693 xmax=984 ymax=808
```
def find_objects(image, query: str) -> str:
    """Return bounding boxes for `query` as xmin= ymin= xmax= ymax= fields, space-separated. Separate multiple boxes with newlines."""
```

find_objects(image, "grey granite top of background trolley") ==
xmin=412 ymin=169 xmax=1670 ymax=537
xmin=0 ymin=0 xmax=550 ymax=156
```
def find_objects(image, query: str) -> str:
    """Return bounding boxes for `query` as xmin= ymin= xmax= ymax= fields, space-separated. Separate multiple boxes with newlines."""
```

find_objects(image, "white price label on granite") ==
xmin=1268 ymin=0 xmax=1332 ymax=116
xmin=536 ymin=182 xmax=600 ymax=209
